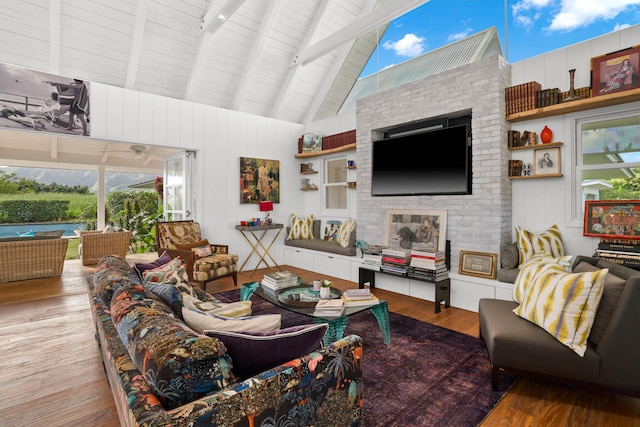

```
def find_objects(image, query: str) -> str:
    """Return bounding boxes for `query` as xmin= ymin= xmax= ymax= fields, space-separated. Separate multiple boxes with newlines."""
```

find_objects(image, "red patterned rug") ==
xmin=215 ymin=289 xmax=518 ymax=426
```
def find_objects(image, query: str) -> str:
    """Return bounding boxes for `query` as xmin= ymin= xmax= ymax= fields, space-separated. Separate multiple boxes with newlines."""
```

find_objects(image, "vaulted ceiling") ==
xmin=1 ymin=0 xmax=431 ymax=125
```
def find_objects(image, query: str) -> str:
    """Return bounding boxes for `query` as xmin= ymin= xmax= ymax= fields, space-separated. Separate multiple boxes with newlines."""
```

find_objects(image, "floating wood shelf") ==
xmin=509 ymin=174 xmax=563 ymax=180
xmin=506 ymin=88 xmax=640 ymax=122
xmin=295 ymin=143 xmax=356 ymax=158
xmin=300 ymin=170 xmax=318 ymax=174
xmin=509 ymin=141 xmax=563 ymax=151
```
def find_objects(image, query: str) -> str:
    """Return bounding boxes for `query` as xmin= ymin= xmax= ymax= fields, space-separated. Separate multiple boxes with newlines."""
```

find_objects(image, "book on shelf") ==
xmin=597 ymin=242 xmax=640 ymax=252
xmin=341 ymin=294 xmax=380 ymax=308
xmin=410 ymin=249 xmax=445 ymax=259
xmin=381 ymin=247 xmax=411 ymax=258
xmin=261 ymin=271 xmax=298 ymax=291
xmin=599 ymin=237 xmax=640 ymax=246
xmin=594 ymin=249 xmax=640 ymax=260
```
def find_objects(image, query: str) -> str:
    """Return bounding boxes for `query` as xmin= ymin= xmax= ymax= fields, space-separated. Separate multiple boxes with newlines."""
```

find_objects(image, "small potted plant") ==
xmin=320 ymin=280 xmax=332 ymax=298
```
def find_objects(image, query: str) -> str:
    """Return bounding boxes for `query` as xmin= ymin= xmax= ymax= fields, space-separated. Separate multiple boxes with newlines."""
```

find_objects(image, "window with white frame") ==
xmin=324 ymin=156 xmax=347 ymax=210
xmin=576 ymin=111 xmax=640 ymax=217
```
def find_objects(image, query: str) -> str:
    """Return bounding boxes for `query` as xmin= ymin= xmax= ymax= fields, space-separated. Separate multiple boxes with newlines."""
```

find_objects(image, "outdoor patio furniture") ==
xmin=0 ymin=236 xmax=68 ymax=282
xmin=80 ymin=230 xmax=130 ymax=266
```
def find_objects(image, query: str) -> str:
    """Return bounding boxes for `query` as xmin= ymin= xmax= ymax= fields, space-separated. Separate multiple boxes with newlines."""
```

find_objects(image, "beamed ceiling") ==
xmin=0 ymin=0 xmax=431 ymax=171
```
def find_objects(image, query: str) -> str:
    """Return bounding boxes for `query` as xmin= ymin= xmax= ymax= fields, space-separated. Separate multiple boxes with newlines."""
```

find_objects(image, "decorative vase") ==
xmin=540 ymin=126 xmax=552 ymax=144
xmin=563 ymin=69 xmax=581 ymax=102
xmin=320 ymin=286 xmax=331 ymax=298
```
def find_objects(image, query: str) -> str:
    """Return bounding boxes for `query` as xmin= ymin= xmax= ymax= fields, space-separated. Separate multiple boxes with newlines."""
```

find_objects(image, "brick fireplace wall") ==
xmin=356 ymin=54 xmax=512 ymax=271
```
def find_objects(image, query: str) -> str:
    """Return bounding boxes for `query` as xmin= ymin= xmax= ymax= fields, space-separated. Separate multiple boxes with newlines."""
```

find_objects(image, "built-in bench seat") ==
xmin=284 ymin=219 xmax=356 ymax=256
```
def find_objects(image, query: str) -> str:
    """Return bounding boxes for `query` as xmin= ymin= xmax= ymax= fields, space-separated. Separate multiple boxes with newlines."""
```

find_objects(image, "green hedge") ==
xmin=0 ymin=200 xmax=70 ymax=223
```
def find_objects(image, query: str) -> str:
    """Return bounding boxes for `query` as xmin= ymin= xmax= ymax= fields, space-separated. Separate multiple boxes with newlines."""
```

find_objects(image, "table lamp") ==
xmin=259 ymin=201 xmax=273 ymax=224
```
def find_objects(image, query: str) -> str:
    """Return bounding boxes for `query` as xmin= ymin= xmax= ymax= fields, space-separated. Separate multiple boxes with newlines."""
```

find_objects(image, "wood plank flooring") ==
xmin=0 ymin=254 xmax=638 ymax=426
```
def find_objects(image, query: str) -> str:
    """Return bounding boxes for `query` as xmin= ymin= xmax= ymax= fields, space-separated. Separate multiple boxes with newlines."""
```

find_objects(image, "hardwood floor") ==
xmin=0 ymin=254 xmax=638 ymax=426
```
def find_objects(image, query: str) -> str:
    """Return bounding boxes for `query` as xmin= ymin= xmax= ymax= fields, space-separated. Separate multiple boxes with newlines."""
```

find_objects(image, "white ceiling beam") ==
xmin=198 ymin=0 xmax=246 ymax=36
xmin=125 ymin=0 xmax=150 ymax=89
xmin=48 ymin=0 xmax=60 ymax=74
xmin=185 ymin=0 xmax=246 ymax=101
xmin=231 ymin=0 xmax=281 ymax=110
xmin=270 ymin=0 xmax=331 ymax=118
xmin=291 ymin=0 xmax=430 ymax=67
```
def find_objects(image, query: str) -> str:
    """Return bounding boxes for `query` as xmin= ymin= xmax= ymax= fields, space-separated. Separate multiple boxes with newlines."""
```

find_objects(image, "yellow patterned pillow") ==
xmin=513 ymin=266 xmax=608 ymax=356
xmin=287 ymin=213 xmax=315 ymax=240
xmin=512 ymin=253 xmax=573 ymax=303
xmin=336 ymin=218 xmax=356 ymax=248
xmin=515 ymin=224 xmax=564 ymax=265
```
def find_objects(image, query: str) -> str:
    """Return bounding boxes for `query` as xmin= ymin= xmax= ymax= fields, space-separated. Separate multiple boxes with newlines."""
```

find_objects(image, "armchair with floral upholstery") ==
xmin=155 ymin=220 xmax=238 ymax=289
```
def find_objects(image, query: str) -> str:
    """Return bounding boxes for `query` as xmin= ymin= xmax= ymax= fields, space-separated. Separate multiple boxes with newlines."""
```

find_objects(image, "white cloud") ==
xmin=447 ymin=28 xmax=473 ymax=42
xmin=512 ymin=0 xmax=640 ymax=31
xmin=382 ymin=33 xmax=426 ymax=57
xmin=614 ymin=23 xmax=632 ymax=30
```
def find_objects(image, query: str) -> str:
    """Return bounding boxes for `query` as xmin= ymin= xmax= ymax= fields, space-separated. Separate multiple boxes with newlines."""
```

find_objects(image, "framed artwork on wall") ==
xmin=459 ymin=251 xmax=497 ymax=280
xmin=383 ymin=209 xmax=447 ymax=251
xmin=583 ymin=200 xmax=640 ymax=239
xmin=240 ymin=157 xmax=280 ymax=204
xmin=591 ymin=46 xmax=640 ymax=97
xmin=533 ymin=146 xmax=561 ymax=176
xmin=302 ymin=133 xmax=322 ymax=152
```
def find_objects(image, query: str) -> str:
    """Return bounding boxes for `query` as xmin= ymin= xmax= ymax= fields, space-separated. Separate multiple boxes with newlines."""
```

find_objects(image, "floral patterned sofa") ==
xmin=87 ymin=255 xmax=363 ymax=426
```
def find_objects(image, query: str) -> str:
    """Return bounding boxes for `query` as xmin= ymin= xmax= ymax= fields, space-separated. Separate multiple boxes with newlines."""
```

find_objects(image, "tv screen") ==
xmin=372 ymin=124 xmax=471 ymax=196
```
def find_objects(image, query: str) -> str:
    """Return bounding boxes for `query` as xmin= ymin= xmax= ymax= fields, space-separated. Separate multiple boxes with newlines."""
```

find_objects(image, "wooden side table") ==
xmin=235 ymin=223 xmax=284 ymax=276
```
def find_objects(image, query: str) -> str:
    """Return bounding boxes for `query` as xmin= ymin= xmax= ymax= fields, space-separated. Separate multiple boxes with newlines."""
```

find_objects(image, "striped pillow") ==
xmin=512 ymin=253 xmax=573 ymax=303
xmin=513 ymin=266 xmax=608 ymax=356
xmin=287 ymin=213 xmax=315 ymax=240
xmin=515 ymin=224 xmax=564 ymax=265
xmin=336 ymin=218 xmax=356 ymax=248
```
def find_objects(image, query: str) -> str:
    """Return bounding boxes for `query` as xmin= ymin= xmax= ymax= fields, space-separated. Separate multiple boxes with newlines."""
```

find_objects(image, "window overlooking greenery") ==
xmin=578 ymin=113 xmax=640 ymax=209
xmin=324 ymin=157 xmax=347 ymax=210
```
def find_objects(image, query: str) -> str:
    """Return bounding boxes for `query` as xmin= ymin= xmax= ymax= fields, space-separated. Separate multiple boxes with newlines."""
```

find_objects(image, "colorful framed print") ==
xmin=584 ymin=200 xmax=640 ymax=239
xmin=591 ymin=46 xmax=640 ymax=97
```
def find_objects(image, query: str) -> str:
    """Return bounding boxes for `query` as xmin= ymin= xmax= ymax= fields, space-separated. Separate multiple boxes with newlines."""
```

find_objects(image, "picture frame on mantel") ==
xmin=384 ymin=209 xmax=447 ymax=251
xmin=459 ymin=251 xmax=497 ymax=280
xmin=591 ymin=45 xmax=640 ymax=97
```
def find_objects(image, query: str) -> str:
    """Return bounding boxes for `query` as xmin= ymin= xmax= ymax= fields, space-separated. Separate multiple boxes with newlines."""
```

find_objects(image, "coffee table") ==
xmin=241 ymin=281 xmax=391 ymax=345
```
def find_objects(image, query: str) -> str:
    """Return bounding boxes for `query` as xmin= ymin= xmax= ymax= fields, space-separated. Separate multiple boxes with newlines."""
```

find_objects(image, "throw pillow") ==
xmin=141 ymin=257 xmax=184 ymax=283
xmin=175 ymin=238 xmax=210 ymax=251
xmin=513 ymin=266 xmax=608 ymax=356
xmin=182 ymin=307 xmax=281 ymax=334
xmin=512 ymin=253 xmax=573 ymax=303
xmin=93 ymin=254 xmax=138 ymax=306
xmin=133 ymin=251 xmax=172 ymax=278
xmin=500 ymin=242 xmax=519 ymax=269
xmin=191 ymin=244 xmax=213 ymax=258
xmin=206 ymin=323 xmax=329 ymax=378
xmin=336 ymin=218 xmax=356 ymax=248
xmin=515 ymin=224 xmax=565 ymax=265
xmin=145 ymin=282 xmax=184 ymax=315
xmin=574 ymin=260 xmax=627 ymax=345
xmin=324 ymin=220 xmax=342 ymax=241
xmin=287 ymin=213 xmax=315 ymax=240
xmin=181 ymin=293 xmax=252 ymax=318
xmin=110 ymin=280 xmax=233 ymax=409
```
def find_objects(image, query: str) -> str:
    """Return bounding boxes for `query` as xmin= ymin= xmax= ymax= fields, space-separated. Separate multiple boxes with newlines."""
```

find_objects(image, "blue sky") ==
xmin=360 ymin=0 xmax=640 ymax=77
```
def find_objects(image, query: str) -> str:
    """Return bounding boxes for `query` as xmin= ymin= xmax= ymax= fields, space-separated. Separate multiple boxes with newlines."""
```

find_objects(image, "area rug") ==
xmin=214 ymin=289 xmax=518 ymax=426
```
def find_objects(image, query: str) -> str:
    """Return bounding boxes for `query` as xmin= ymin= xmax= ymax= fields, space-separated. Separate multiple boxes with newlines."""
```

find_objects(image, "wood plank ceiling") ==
xmin=1 ymin=0 xmax=430 ymax=125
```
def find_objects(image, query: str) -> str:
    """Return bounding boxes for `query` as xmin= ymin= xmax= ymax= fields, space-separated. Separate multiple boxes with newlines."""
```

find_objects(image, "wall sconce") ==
xmin=259 ymin=201 xmax=273 ymax=224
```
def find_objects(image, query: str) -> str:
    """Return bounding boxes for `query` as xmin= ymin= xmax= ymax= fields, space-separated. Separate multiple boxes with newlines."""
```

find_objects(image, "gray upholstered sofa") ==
xmin=284 ymin=219 xmax=356 ymax=256
xmin=479 ymin=255 xmax=640 ymax=397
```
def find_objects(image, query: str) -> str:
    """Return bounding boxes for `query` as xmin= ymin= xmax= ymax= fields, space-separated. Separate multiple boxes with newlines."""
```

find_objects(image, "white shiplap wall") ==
xmin=89 ymin=82 xmax=303 ymax=270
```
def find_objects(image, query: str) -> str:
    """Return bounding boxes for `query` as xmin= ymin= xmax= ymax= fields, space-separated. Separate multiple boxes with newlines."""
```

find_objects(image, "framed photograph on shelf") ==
xmin=533 ymin=146 xmax=561 ymax=176
xmin=591 ymin=46 xmax=640 ymax=97
xmin=459 ymin=251 xmax=497 ymax=280
xmin=302 ymin=133 xmax=322 ymax=152
xmin=583 ymin=200 xmax=640 ymax=239
xmin=383 ymin=209 xmax=447 ymax=251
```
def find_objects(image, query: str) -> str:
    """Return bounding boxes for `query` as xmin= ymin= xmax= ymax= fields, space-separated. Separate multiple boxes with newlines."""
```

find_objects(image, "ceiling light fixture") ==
xmin=130 ymin=145 xmax=146 ymax=155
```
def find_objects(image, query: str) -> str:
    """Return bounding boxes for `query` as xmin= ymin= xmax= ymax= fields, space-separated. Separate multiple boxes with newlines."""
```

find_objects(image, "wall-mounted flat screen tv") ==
xmin=371 ymin=124 xmax=471 ymax=196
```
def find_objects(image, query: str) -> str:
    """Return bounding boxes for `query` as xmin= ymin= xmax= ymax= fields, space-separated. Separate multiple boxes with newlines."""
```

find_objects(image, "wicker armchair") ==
xmin=80 ymin=230 xmax=131 ymax=266
xmin=0 ymin=237 xmax=68 ymax=282
xmin=156 ymin=220 xmax=238 ymax=290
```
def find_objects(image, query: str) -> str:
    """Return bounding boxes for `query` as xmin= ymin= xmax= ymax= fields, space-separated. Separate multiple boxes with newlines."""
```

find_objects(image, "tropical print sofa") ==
xmin=87 ymin=255 xmax=363 ymax=426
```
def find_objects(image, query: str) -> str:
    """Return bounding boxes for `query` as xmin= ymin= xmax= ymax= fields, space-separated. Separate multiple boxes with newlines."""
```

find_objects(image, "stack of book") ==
xmin=340 ymin=288 xmax=380 ymax=308
xmin=408 ymin=249 xmax=449 ymax=282
xmin=505 ymin=81 xmax=541 ymax=115
xmin=594 ymin=238 xmax=640 ymax=270
xmin=362 ymin=246 xmax=383 ymax=271
xmin=313 ymin=298 xmax=345 ymax=317
xmin=261 ymin=270 xmax=298 ymax=291
xmin=380 ymin=247 xmax=411 ymax=276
